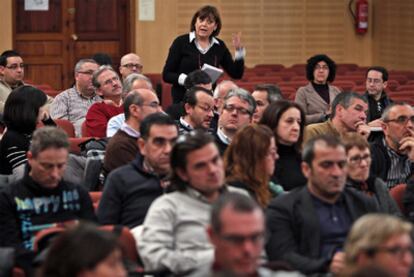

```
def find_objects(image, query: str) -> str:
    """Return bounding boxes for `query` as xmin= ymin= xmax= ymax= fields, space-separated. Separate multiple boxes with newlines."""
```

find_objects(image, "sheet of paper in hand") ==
xmin=201 ymin=63 xmax=224 ymax=83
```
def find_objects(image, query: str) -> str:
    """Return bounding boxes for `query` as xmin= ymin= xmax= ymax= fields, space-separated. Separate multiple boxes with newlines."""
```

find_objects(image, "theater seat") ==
xmin=389 ymin=183 xmax=407 ymax=214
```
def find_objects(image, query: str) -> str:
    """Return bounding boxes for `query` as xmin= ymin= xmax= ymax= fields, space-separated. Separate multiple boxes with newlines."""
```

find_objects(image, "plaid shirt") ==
xmin=50 ymin=86 xmax=101 ymax=137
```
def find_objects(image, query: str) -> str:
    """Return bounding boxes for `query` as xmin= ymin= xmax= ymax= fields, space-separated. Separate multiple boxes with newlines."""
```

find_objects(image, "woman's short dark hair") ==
xmin=40 ymin=223 xmax=121 ymax=277
xmin=306 ymin=54 xmax=337 ymax=83
xmin=3 ymin=85 xmax=47 ymax=134
xmin=259 ymin=100 xmax=305 ymax=151
xmin=190 ymin=5 xmax=222 ymax=37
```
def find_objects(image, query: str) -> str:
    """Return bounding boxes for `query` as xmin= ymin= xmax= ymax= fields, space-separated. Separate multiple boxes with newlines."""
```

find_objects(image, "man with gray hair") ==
xmin=304 ymin=91 xmax=371 ymax=144
xmin=51 ymin=59 xmax=100 ymax=137
xmin=214 ymin=88 xmax=256 ymax=155
xmin=106 ymin=73 xmax=154 ymax=137
xmin=252 ymin=83 xmax=283 ymax=123
xmin=85 ymin=65 xmax=124 ymax=137
xmin=103 ymin=88 xmax=162 ymax=175
xmin=0 ymin=127 xmax=95 ymax=250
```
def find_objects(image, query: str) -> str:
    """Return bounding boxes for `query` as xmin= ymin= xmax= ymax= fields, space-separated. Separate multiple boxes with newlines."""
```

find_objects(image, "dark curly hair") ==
xmin=190 ymin=5 xmax=222 ymax=37
xmin=305 ymin=54 xmax=336 ymax=83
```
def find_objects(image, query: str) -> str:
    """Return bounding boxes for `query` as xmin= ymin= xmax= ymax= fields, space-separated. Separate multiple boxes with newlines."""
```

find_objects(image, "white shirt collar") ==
xmin=189 ymin=31 xmax=219 ymax=45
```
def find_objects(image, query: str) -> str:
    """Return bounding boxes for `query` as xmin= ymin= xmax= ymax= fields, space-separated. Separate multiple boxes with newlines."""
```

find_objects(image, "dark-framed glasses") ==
xmin=385 ymin=115 xmax=414 ymax=126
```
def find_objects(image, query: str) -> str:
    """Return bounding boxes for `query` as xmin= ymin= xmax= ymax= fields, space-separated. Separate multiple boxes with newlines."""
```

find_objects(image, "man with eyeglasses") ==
xmin=364 ymin=66 xmax=393 ymax=125
xmin=51 ymin=59 xmax=100 ymax=137
xmin=304 ymin=91 xmax=370 ymax=144
xmin=0 ymin=50 xmax=25 ymax=113
xmin=189 ymin=193 xmax=302 ymax=276
xmin=370 ymin=103 xmax=414 ymax=189
xmin=119 ymin=53 xmax=143 ymax=80
xmin=0 ymin=127 xmax=95 ymax=251
xmin=103 ymin=89 xmax=162 ymax=175
xmin=266 ymin=135 xmax=378 ymax=275
xmin=85 ymin=65 xmax=124 ymax=137
xmin=98 ymin=113 xmax=177 ymax=229
xmin=343 ymin=214 xmax=413 ymax=277
xmin=215 ymin=88 xmax=256 ymax=155
xmin=342 ymin=132 xmax=400 ymax=216
xmin=138 ymin=130 xmax=247 ymax=275
xmin=177 ymin=86 xmax=214 ymax=134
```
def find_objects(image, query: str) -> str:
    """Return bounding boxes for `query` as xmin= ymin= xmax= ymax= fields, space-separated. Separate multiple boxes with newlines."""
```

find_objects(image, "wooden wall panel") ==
xmin=136 ymin=0 xmax=373 ymax=74
xmin=25 ymin=65 xmax=63 ymax=89
xmin=373 ymin=0 xmax=414 ymax=70
xmin=0 ymin=0 xmax=13 ymax=51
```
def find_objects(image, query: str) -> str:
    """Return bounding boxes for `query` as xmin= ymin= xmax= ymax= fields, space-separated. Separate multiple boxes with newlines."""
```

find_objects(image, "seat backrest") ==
xmin=81 ymin=120 xmax=90 ymax=137
xmin=99 ymin=225 xmax=139 ymax=263
xmin=389 ymin=183 xmax=407 ymax=213
xmin=55 ymin=119 xmax=76 ymax=137
xmin=33 ymin=226 xmax=65 ymax=252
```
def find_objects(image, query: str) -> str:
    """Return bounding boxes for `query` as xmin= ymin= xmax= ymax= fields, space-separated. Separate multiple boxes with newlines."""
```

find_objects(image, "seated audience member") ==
xmin=189 ymin=193 xmax=302 ymax=277
xmin=39 ymin=223 xmax=127 ymax=277
xmin=260 ymin=100 xmax=307 ymax=190
xmin=106 ymin=73 xmax=154 ymax=137
xmin=103 ymin=89 xmax=162 ymax=175
xmin=342 ymin=133 xmax=400 ymax=216
xmin=98 ymin=113 xmax=178 ymax=228
xmin=119 ymin=53 xmax=143 ymax=80
xmin=304 ymin=91 xmax=370 ymax=144
xmin=138 ymin=130 xmax=246 ymax=275
xmin=166 ymin=69 xmax=212 ymax=120
xmin=0 ymin=50 xmax=25 ymax=113
xmin=50 ymin=59 xmax=100 ymax=137
xmin=370 ymin=102 xmax=414 ymax=189
xmin=252 ymin=84 xmax=283 ymax=123
xmin=92 ymin=52 xmax=113 ymax=66
xmin=0 ymin=86 xmax=54 ymax=182
xmin=213 ymin=80 xmax=238 ymax=112
xmin=295 ymin=54 xmax=341 ymax=124
xmin=343 ymin=214 xmax=413 ymax=277
xmin=364 ymin=66 xmax=392 ymax=125
xmin=266 ymin=135 xmax=378 ymax=275
xmin=215 ymin=88 xmax=256 ymax=155
xmin=0 ymin=127 xmax=95 ymax=250
xmin=85 ymin=65 xmax=124 ymax=137
xmin=225 ymin=124 xmax=281 ymax=208
xmin=177 ymin=86 xmax=214 ymax=134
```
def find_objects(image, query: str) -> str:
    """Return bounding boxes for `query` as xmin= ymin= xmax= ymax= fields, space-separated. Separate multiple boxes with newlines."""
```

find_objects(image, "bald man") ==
xmin=119 ymin=53 xmax=143 ymax=80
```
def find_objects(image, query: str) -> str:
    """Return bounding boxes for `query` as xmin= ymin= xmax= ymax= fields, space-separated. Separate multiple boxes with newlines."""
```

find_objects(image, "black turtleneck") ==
xmin=272 ymin=143 xmax=307 ymax=191
xmin=311 ymin=82 xmax=330 ymax=104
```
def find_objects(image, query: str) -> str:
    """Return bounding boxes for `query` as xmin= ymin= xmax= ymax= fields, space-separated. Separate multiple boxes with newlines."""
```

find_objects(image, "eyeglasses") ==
xmin=315 ymin=65 xmax=329 ymax=70
xmin=368 ymin=246 xmax=414 ymax=259
xmin=366 ymin=78 xmax=383 ymax=84
xmin=122 ymin=63 xmax=143 ymax=70
xmin=77 ymin=70 xmax=95 ymax=75
xmin=219 ymin=232 xmax=267 ymax=245
xmin=5 ymin=63 xmax=25 ymax=70
xmin=103 ymin=76 xmax=120 ymax=86
xmin=150 ymin=137 xmax=177 ymax=148
xmin=349 ymin=154 xmax=371 ymax=165
xmin=385 ymin=115 xmax=414 ymax=126
xmin=223 ymin=104 xmax=251 ymax=116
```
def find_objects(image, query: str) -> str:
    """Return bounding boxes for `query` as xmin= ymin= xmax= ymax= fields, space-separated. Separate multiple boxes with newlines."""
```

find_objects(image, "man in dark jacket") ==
xmin=266 ymin=135 xmax=378 ymax=275
xmin=97 ymin=112 xmax=178 ymax=228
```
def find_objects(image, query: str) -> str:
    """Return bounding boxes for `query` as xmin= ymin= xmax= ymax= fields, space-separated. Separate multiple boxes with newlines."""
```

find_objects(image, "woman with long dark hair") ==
xmin=0 ymin=85 xmax=53 ymax=181
xmin=260 ymin=100 xmax=307 ymax=190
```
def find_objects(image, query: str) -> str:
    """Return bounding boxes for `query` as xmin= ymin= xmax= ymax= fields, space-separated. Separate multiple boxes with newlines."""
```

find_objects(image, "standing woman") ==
xmin=295 ymin=54 xmax=341 ymax=124
xmin=163 ymin=5 xmax=245 ymax=104
xmin=259 ymin=100 xmax=307 ymax=191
